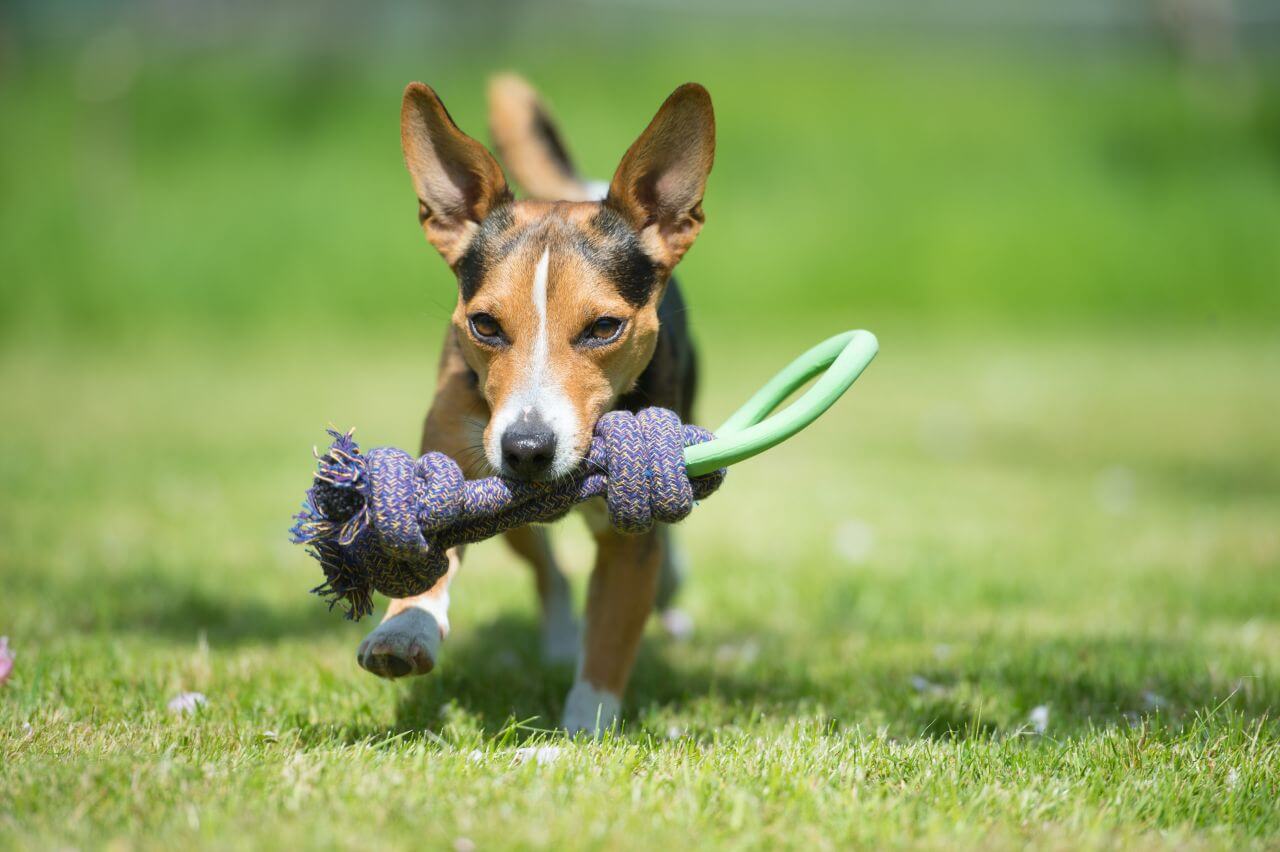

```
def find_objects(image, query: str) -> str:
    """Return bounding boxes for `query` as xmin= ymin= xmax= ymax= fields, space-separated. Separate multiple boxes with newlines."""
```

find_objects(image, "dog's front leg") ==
xmin=562 ymin=526 xmax=663 ymax=735
xmin=356 ymin=546 xmax=461 ymax=679
xmin=356 ymin=345 xmax=482 ymax=680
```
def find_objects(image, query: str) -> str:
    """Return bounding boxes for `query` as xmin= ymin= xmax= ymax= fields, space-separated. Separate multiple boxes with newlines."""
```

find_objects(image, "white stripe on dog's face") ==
xmin=484 ymin=248 xmax=581 ymax=477
xmin=531 ymin=248 xmax=551 ymax=384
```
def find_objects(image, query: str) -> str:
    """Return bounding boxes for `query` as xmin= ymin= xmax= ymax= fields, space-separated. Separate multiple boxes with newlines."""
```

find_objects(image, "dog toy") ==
xmin=290 ymin=329 xmax=878 ymax=619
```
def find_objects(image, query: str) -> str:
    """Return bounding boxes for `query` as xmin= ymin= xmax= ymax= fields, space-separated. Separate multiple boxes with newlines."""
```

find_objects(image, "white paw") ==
xmin=541 ymin=613 xmax=580 ymax=665
xmin=357 ymin=608 xmax=443 ymax=679
xmin=561 ymin=680 xmax=620 ymax=736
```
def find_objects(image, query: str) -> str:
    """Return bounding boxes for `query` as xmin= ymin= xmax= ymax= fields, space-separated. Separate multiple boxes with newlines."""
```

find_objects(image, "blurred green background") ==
xmin=2 ymin=2 xmax=1280 ymax=846
xmin=3 ymin=0 xmax=1280 ymax=338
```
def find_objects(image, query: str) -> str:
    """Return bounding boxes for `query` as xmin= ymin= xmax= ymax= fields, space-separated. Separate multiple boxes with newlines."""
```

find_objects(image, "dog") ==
xmin=354 ymin=74 xmax=714 ymax=735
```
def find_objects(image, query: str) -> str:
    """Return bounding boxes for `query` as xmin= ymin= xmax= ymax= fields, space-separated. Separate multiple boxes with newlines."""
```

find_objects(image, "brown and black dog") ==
xmin=355 ymin=74 xmax=714 ymax=734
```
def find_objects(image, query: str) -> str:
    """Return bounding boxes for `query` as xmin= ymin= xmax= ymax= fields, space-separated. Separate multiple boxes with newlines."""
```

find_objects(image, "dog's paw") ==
xmin=356 ymin=608 xmax=442 ymax=679
xmin=560 ymin=681 xmax=620 ymax=737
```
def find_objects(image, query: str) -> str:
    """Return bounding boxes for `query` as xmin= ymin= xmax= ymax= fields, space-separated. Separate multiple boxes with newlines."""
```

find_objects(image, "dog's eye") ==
xmin=580 ymin=317 xmax=624 ymax=346
xmin=468 ymin=312 xmax=506 ymax=344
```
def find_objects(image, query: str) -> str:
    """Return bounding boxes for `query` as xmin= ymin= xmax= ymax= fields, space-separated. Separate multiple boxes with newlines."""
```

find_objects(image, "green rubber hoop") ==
xmin=682 ymin=329 xmax=879 ymax=478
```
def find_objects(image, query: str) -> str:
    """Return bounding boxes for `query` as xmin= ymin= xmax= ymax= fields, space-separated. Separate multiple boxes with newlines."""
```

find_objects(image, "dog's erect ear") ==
xmin=401 ymin=82 xmax=510 ymax=265
xmin=605 ymin=83 xmax=715 ymax=269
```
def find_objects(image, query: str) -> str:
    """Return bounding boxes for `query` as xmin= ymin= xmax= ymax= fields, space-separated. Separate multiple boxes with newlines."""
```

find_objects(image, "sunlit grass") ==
xmin=1 ymin=326 xmax=1277 ymax=848
xmin=3 ymin=21 xmax=1279 ymax=847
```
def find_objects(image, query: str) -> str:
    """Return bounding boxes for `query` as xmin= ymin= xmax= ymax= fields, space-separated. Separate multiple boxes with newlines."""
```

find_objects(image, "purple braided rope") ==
xmin=289 ymin=407 xmax=725 ymax=620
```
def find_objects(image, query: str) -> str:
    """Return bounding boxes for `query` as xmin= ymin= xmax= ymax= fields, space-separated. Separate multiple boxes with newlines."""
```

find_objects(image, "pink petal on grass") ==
xmin=0 ymin=637 xmax=13 ymax=685
xmin=167 ymin=691 xmax=207 ymax=714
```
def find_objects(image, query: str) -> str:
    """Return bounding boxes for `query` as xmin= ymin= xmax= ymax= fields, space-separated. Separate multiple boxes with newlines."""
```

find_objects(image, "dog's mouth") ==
xmin=500 ymin=466 xmax=563 ymax=484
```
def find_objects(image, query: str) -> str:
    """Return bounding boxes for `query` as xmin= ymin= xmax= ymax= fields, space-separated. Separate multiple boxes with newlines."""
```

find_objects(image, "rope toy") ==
xmin=290 ymin=329 xmax=879 ymax=620
xmin=291 ymin=408 xmax=725 ymax=620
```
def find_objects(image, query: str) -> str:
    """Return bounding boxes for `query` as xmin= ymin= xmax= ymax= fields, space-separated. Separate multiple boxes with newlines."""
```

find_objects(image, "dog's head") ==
xmin=400 ymin=81 xmax=715 ymax=481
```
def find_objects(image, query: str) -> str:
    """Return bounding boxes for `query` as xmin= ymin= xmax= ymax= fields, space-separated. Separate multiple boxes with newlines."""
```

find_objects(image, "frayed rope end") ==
xmin=307 ymin=541 xmax=375 ymax=621
xmin=290 ymin=429 xmax=376 ymax=620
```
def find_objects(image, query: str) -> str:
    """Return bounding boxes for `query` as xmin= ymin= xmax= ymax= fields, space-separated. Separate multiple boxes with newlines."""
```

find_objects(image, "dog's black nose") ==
xmin=501 ymin=416 xmax=557 ymax=480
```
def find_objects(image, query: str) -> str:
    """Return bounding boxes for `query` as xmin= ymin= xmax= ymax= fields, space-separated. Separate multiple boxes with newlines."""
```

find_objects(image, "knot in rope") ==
xmin=290 ymin=407 xmax=725 ymax=620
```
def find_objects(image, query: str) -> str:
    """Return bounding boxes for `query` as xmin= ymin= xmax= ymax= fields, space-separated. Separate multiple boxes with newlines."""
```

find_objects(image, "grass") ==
xmin=2 ymin=34 xmax=1280 ymax=337
xmin=1 ymin=325 xmax=1278 ymax=848
xmin=3 ymin=17 xmax=1280 ymax=848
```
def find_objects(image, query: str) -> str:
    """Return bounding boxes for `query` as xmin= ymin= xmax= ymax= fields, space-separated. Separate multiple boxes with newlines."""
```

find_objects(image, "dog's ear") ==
xmin=401 ymin=82 xmax=511 ymax=265
xmin=605 ymin=83 xmax=715 ymax=269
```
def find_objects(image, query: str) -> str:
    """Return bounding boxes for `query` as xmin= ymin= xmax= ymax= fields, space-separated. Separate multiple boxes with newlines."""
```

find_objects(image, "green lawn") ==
xmin=3 ymin=38 xmax=1280 ymax=338
xmin=2 ymin=326 xmax=1277 ymax=848
xmin=3 ymin=22 xmax=1280 ymax=849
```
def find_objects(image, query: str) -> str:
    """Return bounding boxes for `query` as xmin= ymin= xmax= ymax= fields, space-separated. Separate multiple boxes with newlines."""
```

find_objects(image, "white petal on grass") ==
xmin=909 ymin=675 xmax=946 ymax=696
xmin=513 ymin=746 xmax=562 ymax=766
xmin=1029 ymin=704 xmax=1050 ymax=734
xmin=167 ymin=692 xmax=207 ymax=714
xmin=833 ymin=519 xmax=876 ymax=564
xmin=714 ymin=639 xmax=760 ymax=666
xmin=659 ymin=608 xmax=695 ymax=640
xmin=910 ymin=675 xmax=934 ymax=693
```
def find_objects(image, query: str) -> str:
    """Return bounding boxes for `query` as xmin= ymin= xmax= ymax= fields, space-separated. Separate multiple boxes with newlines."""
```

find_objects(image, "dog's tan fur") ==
xmin=357 ymin=76 xmax=714 ymax=734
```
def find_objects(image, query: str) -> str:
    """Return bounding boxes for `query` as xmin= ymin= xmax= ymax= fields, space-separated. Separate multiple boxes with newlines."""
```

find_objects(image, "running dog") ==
xmin=356 ymin=74 xmax=714 ymax=735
